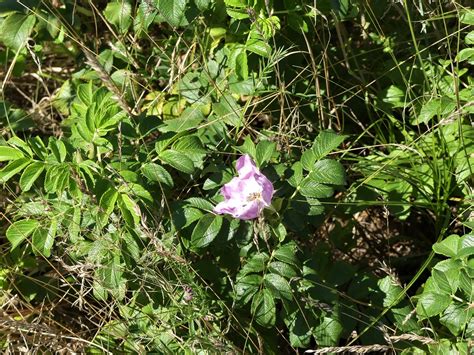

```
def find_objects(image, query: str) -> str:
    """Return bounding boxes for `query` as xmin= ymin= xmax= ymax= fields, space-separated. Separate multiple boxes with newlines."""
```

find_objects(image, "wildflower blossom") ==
xmin=214 ymin=155 xmax=274 ymax=220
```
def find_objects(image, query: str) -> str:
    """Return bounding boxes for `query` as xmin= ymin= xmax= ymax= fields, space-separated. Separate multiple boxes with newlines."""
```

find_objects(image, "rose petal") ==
xmin=221 ymin=177 xmax=245 ymax=200
xmin=214 ymin=198 xmax=239 ymax=215
xmin=236 ymin=154 xmax=259 ymax=178
xmin=257 ymin=174 xmax=274 ymax=205
xmin=234 ymin=200 xmax=264 ymax=220
xmin=214 ymin=154 xmax=275 ymax=220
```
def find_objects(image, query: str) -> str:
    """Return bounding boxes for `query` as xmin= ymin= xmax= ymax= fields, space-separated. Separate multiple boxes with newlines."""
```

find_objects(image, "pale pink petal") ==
xmin=214 ymin=198 xmax=240 ymax=215
xmin=234 ymin=200 xmax=264 ymax=220
xmin=258 ymin=174 xmax=274 ymax=206
xmin=213 ymin=154 xmax=274 ymax=220
xmin=236 ymin=154 xmax=259 ymax=178
xmin=221 ymin=177 xmax=245 ymax=200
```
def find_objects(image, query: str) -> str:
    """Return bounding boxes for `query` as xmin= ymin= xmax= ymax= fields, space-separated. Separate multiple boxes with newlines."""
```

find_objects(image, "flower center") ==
xmin=246 ymin=192 xmax=262 ymax=202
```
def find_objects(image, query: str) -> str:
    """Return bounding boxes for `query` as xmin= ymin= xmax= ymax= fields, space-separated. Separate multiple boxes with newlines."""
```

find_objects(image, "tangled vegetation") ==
xmin=0 ymin=0 xmax=473 ymax=353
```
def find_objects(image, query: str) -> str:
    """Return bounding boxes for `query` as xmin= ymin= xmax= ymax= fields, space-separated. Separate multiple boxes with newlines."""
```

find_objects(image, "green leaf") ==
xmin=226 ymin=8 xmax=249 ymax=19
xmin=273 ymin=242 xmax=299 ymax=268
xmin=378 ymin=276 xmax=403 ymax=307
xmin=235 ymin=274 xmax=262 ymax=306
xmin=246 ymin=38 xmax=271 ymax=57
xmin=235 ymin=50 xmax=248 ymax=79
xmin=32 ymin=219 xmax=57 ymax=257
xmin=433 ymin=234 xmax=460 ymax=258
xmin=256 ymin=140 xmax=276 ymax=167
xmin=49 ymin=138 xmax=67 ymax=163
xmin=416 ymin=292 xmax=451 ymax=318
xmin=6 ymin=219 xmax=39 ymax=250
xmin=185 ymin=197 xmax=214 ymax=212
xmin=460 ymin=9 xmax=474 ymax=25
xmin=251 ymin=289 xmax=276 ymax=327
xmin=159 ymin=108 xmax=205 ymax=133
xmin=118 ymin=194 xmax=141 ymax=226
xmin=313 ymin=317 xmax=343 ymax=347
xmin=0 ymin=158 xmax=31 ymax=183
xmin=159 ymin=149 xmax=195 ymax=174
xmin=381 ymin=85 xmax=405 ymax=108
xmin=159 ymin=0 xmax=188 ymax=27
xmin=288 ymin=161 xmax=303 ymax=188
xmin=104 ymin=0 xmax=132 ymax=32
xmin=309 ymin=159 xmax=346 ymax=185
xmin=141 ymin=163 xmax=174 ymax=188
xmin=458 ymin=234 xmax=474 ymax=258
xmin=432 ymin=260 xmax=460 ymax=294
xmin=240 ymin=252 xmax=269 ymax=276
xmin=191 ymin=214 xmax=223 ymax=248
xmin=268 ymin=261 xmax=297 ymax=278
xmin=456 ymin=48 xmax=474 ymax=63
xmin=0 ymin=13 xmax=36 ymax=51
xmin=19 ymin=162 xmax=45 ymax=191
xmin=212 ymin=94 xmax=242 ymax=126
xmin=239 ymin=136 xmax=257 ymax=159
xmin=465 ymin=31 xmax=474 ymax=45
xmin=301 ymin=149 xmax=316 ymax=171
xmin=312 ymin=130 xmax=346 ymax=160
xmin=299 ymin=180 xmax=334 ymax=198
xmin=99 ymin=188 xmax=119 ymax=226
xmin=439 ymin=303 xmax=469 ymax=336
xmin=0 ymin=146 xmax=24 ymax=161
xmin=264 ymin=273 xmax=292 ymax=300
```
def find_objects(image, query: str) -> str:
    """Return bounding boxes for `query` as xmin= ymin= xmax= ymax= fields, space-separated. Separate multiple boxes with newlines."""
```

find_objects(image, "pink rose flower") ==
xmin=214 ymin=155 xmax=274 ymax=220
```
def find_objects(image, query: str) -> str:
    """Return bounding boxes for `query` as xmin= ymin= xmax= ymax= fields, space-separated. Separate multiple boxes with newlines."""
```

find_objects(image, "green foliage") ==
xmin=0 ymin=0 xmax=473 ymax=352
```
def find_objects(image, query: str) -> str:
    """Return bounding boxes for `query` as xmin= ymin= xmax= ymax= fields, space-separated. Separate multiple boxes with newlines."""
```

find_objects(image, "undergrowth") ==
xmin=0 ymin=0 xmax=473 ymax=353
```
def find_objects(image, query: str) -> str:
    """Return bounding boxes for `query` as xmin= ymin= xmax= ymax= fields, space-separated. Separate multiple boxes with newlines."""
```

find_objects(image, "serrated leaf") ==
xmin=264 ymin=273 xmax=292 ymax=300
xmin=19 ymin=162 xmax=44 ymax=191
xmin=251 ymin=289 xmax=276 ymax=327
xmin=191 ymin=214 xmax=223 ymax=248
xmin=273 ymin=242 xmax=299 ymax=268
xmin=159 ymin=149 xmax=195 ymax=174
xmin=240 ymin=252 xmax=269 ymax=276
xmin=309 ymin=159 xmax=346 ymax=185
xmin=32 ymin=219 xmax=57 ymax=257
xmin=6 ymin=219 xmax=39 ymax=250
xmin=301 ymin=149 xmax=316 ymax=171
xmin=313 ymin=317 xmax=343 ymax=347
xmin=104 ymin=0 xmax=132 ymax=32
xmin=459 ymin=234 xmax=474 ymax=258
xmin=433 ymin=234 xmax=460 ymax=258
xmin=0 ymin=146 xmax=24 ymax=161
xmin=212 ymin=94 xmax=242 ymax=126
xmin=99 ymin=188 xmax=118 ymax=226
xmin=416 ymin=292 xmax=451 ymax=318
xmin=0 ymin=157 xmax=31 ymax=183
xmin=246 ymin=38 xmax=271 ymax=57
xmin=440 ymin=303 xmax=469 ymax=336
xmin=159 ymin=107 xmax=205 ymax=133
xmin=185 ymin=197 xmax=214 ymax=212
xmin=432 ymin=260 xmax=460 ymax=294
xmin=0 ymin=13 xmax=36 ymax=51
xmin=142 ymin=163 xmax=174 ymax=188
xmin=299 ymin=179 xmax=334 ymax=198
xmin=235 ymin=274 xmax=261 ymax=305
xmin=235 ymin=49 xmax=248 ymax=79
xmin=159 ymin=0 xmax=188 ymax=27
xmin=256 ymin=140 xmax=276 ymax=167
xmin=460 ymin=9 xmax=474 ymax=25
xmin=312 ymin=130 xmax=346 ymax=160
xmin=378 ymin=276 xmax=403 ymax=307
xmin=268 ymin=261 xmax=297 ymax=278
xmin=118 ymin=194 xmax=140 ymax=226
xmin=288 ymin=161 xmax=303 ymax=188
